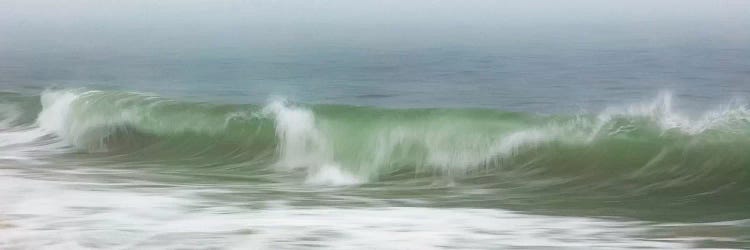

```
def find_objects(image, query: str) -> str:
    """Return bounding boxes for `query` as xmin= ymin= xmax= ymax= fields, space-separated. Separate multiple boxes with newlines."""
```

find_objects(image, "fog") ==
xmin=2 ymin=0 xmax=749 ymax=57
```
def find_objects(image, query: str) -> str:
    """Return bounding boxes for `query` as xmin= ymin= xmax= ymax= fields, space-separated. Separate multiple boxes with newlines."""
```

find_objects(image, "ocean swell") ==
xmin=1 ymin=89 xmax=749 ymax=195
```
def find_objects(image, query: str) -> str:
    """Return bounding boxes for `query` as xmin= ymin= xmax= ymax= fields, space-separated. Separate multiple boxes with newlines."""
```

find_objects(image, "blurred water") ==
xmin=2 ymin=0 xmax=750 ymax=249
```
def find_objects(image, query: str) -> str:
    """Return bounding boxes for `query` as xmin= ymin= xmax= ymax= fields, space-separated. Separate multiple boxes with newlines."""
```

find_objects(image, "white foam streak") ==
xmin=263 ymin=99 xmax=330 ymax=169
xmin=595 ymin=91 xmax=750 ymax=135
xmin=423 ymin=129 xmax=552 ymax=172
xmin=0 ymin=170 xmax=687 ymax=249
xmin=263 ymin=99 xmax=360 ymax=186
xmin=36 ymin=89 xmax=111 ymax=151
xmin=305 ymin=163 xmax=363 ymax=186
xmin=37 ymin=89 xmax=80 ymax=136
xmin=0 ymin=103 xmax=45 ymax=148
xmin=36 ymin=90 xmax=143 ymax=152
xmin=0 ymin=93 xmax=69 ymax=157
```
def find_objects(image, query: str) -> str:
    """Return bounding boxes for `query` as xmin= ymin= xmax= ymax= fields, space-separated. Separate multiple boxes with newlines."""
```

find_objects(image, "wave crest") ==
xmin=2 ymin=89 xmax=748 ymax=194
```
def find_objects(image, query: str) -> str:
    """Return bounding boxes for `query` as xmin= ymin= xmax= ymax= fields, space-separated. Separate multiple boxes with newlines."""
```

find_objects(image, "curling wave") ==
xmin=1 ymin=89 xmax=749 ymax=197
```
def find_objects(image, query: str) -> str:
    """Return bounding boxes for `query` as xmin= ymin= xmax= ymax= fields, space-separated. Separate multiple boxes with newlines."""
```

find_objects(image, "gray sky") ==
xmin=1 ymin=0 xmax=749 ymax=56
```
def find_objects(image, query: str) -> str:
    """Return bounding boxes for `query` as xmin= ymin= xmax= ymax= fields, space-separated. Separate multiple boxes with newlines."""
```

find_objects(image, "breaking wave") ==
xmin=1 ymin=89 xmax=749 ymax=196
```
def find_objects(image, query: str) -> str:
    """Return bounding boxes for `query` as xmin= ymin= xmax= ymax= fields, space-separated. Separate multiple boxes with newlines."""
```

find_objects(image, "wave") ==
xmin=1 ymin=89 xmax=749 ymax=196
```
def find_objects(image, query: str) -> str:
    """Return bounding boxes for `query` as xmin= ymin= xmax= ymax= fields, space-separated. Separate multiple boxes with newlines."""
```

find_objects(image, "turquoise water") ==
xmin=2 ymin=0 xmax=750 ymax=249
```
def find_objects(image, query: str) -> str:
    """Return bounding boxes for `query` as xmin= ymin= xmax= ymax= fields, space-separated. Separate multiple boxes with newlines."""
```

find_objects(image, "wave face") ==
xmin=2 ymin=89 xmax=750 ymax=210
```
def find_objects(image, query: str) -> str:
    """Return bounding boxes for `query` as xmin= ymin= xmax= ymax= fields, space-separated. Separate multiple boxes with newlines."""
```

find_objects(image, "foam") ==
xmin=305 ymin=163 xmax=363 ymax=186
xmin=0 ymin=170 xmax=689 ymax=249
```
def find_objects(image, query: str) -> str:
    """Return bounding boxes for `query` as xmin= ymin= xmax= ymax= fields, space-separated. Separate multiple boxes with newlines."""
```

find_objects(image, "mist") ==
xmin=2 ymin=0 xmax=749 ymax=57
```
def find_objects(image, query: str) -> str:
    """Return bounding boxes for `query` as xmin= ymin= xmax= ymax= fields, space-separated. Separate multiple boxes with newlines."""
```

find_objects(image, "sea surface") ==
xmin=2 ymin=1 xmax=750 ymax=249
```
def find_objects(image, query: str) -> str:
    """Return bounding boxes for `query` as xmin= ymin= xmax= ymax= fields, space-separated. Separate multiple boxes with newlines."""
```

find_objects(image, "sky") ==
xmin=1 ymin=0 xmax=749 ymax=57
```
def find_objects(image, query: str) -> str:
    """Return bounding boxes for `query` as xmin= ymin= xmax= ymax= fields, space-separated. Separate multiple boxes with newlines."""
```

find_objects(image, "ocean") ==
xmin=1 ymin=0 xmax=750 ymax=249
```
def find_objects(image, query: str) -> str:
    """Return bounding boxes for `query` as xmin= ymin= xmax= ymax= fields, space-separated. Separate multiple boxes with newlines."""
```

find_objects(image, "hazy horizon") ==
xmin=2 ymin=0 xmax=749 ymax=56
